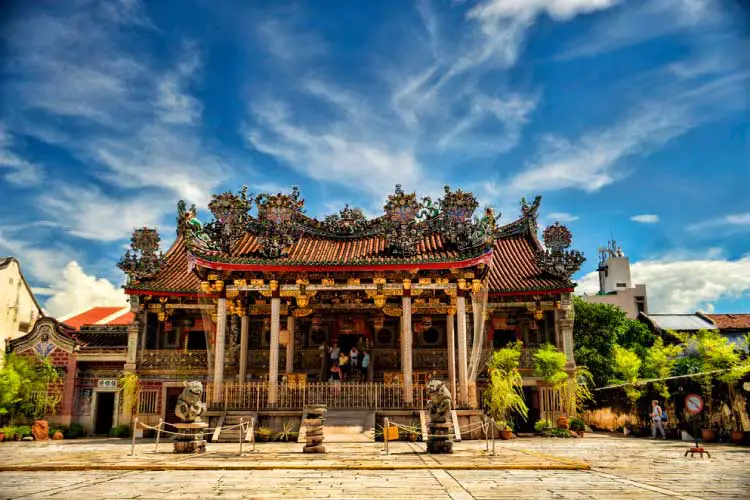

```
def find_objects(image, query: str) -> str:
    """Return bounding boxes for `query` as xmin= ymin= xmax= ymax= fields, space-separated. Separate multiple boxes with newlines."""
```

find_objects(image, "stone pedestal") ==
xmin=427 ymin=422 xmax=453 ymax=454
xmin=303 ymin=406 xmax=326 ymax=453
xmin=173 ymin=422 xmax=208 ymax=454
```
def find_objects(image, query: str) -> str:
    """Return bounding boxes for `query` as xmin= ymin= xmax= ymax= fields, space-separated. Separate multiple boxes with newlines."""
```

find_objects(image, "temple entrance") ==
xmin=94 ymin=392 xmax=115 ymax=435
xmin=337 ymin=334 xmax=364 ymax=382
xmin=164 ymin=387 xmax=183 ymax=424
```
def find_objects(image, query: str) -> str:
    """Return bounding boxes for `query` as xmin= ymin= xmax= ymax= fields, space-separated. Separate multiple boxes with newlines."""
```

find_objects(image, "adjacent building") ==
xmin=1 ymin=257 xmax=44 ymax=361
xmin=580 ymin=240 xmax=648 ymax=319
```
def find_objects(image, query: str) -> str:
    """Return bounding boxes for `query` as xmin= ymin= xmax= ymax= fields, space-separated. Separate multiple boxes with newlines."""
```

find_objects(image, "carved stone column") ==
xmin=212 ymin=298 xmax=227 ymax=404
xmin=456 ymin=293 xmax=468 ymax=406
xmin=239 ymin=315 xmax=249 ymax=382
xmin=138 ymin=311 xmax=147 ymax=363
xmin=268 ymin=296 xmax=281 ymax=405
xmin=402 ymin=293 xmax=413 ymax=403
xmin=558 ymin=292 xmax=576 ymax=367
xmin=446 ymin=313 xmax=456 ymax=402
xmin=286 ymin=316 xmax=295 ymax=374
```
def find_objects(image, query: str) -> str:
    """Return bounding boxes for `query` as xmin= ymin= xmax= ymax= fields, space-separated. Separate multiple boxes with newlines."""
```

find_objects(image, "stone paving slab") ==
xmin=0 ymin=439 xmax=588 ymax=471
xmin=0 ymin=434 xmax=748 ymax=499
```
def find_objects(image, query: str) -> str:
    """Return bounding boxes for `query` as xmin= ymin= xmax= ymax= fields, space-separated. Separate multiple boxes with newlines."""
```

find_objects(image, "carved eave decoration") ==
xmin=535 ymin=222 xmax=585 ymax=280
xmin=251 ymin=186 xmax=305 ymax=258
xmin=177 ymin=201 xmax=221 ymax=253
xmin=118 ymin=227 xmax=166 ymax=284
xmin=205 ymin=186 xmax=252 ymax=253
xmin=8 ymin=317 xmax=78 ymax=358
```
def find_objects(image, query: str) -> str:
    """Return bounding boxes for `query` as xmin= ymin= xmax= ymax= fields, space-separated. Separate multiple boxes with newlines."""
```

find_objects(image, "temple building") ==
xmin=113 ymin=185 xmax=584 ymax=434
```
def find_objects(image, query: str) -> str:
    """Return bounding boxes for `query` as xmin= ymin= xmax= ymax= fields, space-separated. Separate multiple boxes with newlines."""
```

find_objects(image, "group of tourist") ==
xmin=325 ymin=341 xmax=370 ymax=382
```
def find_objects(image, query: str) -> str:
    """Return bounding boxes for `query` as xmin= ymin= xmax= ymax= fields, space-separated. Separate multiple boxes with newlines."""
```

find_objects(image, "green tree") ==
xmin=0 ymin=354 xmax=60 ymax=419
xmin=642 ymin=338 xmax=684 ymax=399
xmin=532 ymin=343 xmax=568 ymax=386
xmin=611 ymin=345 xmax=642 ymax=407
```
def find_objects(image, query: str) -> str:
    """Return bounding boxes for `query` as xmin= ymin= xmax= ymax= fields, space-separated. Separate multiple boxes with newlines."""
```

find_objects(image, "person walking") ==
xmin=651 ymin=400 xmax=666 ymax=439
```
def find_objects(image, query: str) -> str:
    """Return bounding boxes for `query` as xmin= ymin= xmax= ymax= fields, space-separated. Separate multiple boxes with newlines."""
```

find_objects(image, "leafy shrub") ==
xmin=48 ymin=428 xmax=62 ymax=438
xmin=64 ymin=423 xmax=85 ymax=439
xmin=0 ymin=426 xmax=16 ymax=440
xmin=543 ymin=427 xmax=572 ymax=438
xmin=534 ymin=419 xmax=553 ymax=433
xmin=569 ymin=417 xmax=585 ymax=432
xmin=15 ymin=425 xmax=32 ymax=438
xmin=109 ymin=424 xmax=130 ymax=438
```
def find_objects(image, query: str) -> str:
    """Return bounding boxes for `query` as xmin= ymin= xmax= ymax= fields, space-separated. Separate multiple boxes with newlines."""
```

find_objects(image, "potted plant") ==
xmin=569 ymin=417 xmax=585 ymax=437
xmin=533 ymin=419 xmax=553 ymax=435
xmin=255 ymin=426 xmax=273 ymax=442
xmin=275 ymin=420 xmax=298 ymax=442
xmin=497 ymin=420 xmax=514 ymax=440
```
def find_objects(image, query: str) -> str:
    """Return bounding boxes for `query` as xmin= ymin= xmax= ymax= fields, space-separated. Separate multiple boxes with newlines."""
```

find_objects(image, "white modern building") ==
xmin=580 ymin=241 xmax=648 ymax=319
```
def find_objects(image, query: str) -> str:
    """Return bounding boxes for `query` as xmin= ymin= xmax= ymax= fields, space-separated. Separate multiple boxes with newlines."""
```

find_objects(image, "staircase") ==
xmin=300 ymin=410 xmax=374 ymax=442
xmin=212 ymin=412 xmax=256 ymax=443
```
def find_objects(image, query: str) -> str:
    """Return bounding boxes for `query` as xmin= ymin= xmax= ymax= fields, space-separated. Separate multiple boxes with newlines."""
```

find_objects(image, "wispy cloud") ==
xmin=507 ymin=104 xmax=691 ymax=193
xmin=631 ymin=214 xmax=659 ymax=223
xmin=547 ymin=212 xmax=580 ymax=222
xmin=0 ymin=123 xmax=43 ymax=186
xmin=688 ymin=213 xmax=750 ymax=231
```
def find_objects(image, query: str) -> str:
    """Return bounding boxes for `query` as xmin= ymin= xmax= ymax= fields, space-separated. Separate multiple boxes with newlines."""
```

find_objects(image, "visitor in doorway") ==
xmin=651 ymin=400 xmax=666 ymax=439
xmin=328 ymin=342 xmax=340 ymax=371
xmin=329 ymin=362 xmax=342 ymax=382
xmin=361 ymin=350 xmax=370 ymax=381
xmin=338 ymin=351 xmax=350 ymax=380
xmin=350 ymin=346 xmax=359 ymax=372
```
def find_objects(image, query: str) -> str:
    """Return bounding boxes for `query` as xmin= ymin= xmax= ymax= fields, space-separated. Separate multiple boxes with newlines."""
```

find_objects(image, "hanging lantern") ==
xmin=279 ymin=329 xmax=290 ymax=345
xmin=534 ymin=309 xmax=544 ymax=321
xmin=421 ymin=316 xmax=432 ymax=329
xmin=296 ymin=294 xmax=309 ymax=308
xmin=374 ymin=295 xmax=386 ymax=308
xmin=471 ymin=279 xmax=483 ymax=294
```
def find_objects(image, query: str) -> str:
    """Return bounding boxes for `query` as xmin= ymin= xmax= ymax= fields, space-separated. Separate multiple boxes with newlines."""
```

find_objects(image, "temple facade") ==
xmin=115 ymin=185 xmax=584 ymax=432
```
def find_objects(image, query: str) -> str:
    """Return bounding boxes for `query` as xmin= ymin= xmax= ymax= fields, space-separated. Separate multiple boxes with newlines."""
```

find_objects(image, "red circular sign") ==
xmin=685 ymin=394 xmax=704 ymax=414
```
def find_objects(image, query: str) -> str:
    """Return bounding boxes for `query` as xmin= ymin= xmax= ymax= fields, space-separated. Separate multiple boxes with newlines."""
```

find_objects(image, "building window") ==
xmin=616 ymin=282 xmax=627 ymax=288
xmin=635 ymin=297 xmax=646 ymax=314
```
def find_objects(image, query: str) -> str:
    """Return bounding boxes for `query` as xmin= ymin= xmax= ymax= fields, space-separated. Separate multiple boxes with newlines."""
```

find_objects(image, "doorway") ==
xmin=164 ymin=387 xmax=184 ymax=424
xmin=94 ymin=392 xmax=115 ymax=435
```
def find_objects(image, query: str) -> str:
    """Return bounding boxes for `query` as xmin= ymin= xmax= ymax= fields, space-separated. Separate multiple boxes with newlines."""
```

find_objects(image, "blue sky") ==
xmin=0 ymin=0 xmax=748 ymax=316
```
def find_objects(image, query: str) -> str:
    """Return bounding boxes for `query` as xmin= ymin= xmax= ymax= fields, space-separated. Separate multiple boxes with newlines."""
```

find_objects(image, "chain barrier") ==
xmin=130 ymin=418 xmax=254 ymax=456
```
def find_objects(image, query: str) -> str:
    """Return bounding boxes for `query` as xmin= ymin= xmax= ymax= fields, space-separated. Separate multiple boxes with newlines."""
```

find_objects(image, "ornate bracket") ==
xmin=535 ymin=222 xmax=585 ymax=279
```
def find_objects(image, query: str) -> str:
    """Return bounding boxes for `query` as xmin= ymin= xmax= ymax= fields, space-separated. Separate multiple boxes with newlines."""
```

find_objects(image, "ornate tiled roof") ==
xmin=123 ymin=187 xmax=582 ymax=295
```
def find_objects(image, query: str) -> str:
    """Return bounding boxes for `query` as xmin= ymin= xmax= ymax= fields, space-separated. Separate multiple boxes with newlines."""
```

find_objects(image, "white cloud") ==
xmin=547 ymin=212 xmax=579 ymax=222
xmin=0 ymin=233 xmax=78 ymax=285
xmin=469 ymin=0 xmax=619 ymax=22
xmin=155 ymin=44 xmax=203 ymax=125
xmin=577 ymin=253 xmax=750 ymax=313
xmin=508 ymin=104 xmax=692 ymax=193
xmin=631 ymin=214 xmax=659 ymax=223
xmin=43 ymin=261 xmax=128 ymax=318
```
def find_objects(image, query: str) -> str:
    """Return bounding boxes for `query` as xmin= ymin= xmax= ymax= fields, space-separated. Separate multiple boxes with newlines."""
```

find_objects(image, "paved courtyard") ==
xmin=0 ymin=434 xmax=747 ymax=499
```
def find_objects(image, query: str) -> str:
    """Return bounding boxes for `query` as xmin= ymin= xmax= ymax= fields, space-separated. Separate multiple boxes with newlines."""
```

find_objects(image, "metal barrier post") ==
xmin=251 ymin=416 xmax=256 ymax=452
xmin=491 ymin=419 xmax=496 ymax=456
xmin=155 ymin=417 xmax=163 ymax=452
xmin=484 ymin=415 xmax=489 ymax=452
xmin=384 ymin=417 xmax=390 ymax=455
xmin=239 ymin=418 xmax=244 ymax=455
xmin=130 ymin=417 xmax=138 ymax=456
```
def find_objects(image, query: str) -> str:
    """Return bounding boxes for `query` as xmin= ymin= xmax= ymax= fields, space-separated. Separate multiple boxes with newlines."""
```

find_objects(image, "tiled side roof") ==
xmin=126 ymin=236 xmax=201 ymax=293
xmin=75 ymin=326 xmax=129 ymax=347
xmin=705 ymin=314 xmax=750 ymax=330
xmin=60 ymin=307 xmax=124 ymax=330
xmin=107 ymin=311 xmax=135 ymax=325
xmin=488 ymin=233 xmax=572 ymax=293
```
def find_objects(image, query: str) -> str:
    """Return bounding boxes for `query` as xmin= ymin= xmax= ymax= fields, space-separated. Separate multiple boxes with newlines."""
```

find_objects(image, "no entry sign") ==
xmin=685 ymin=394 xmax=704 ymax=415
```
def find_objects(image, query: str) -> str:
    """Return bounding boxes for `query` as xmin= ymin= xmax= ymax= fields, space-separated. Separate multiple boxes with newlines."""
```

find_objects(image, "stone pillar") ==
xmin=59 ymin=354 xmax=77 ymax=426
xmin=446 ymin=313 xmax=456 ymax=402
xmin=286 ymin=316 xmax=295 ymax=374
xmin=212 ymin=298 xmax=227 ymax=404
xmin=138 ymin=311 xmax=147 ymax=362
xmin=559 ymin=293 xmax=575 ymax=368
xmin=268 ymin=296 xmax=281 ymax=405
xmin=456 ymin=293 xmax=468 ymax=406
xmin=239 ymin=315 xmax=249 ymax=383
xmin=402 ymin=294 xmax=413 ymax=403
xmin=125 ymin=315 xmax=139 ymax=372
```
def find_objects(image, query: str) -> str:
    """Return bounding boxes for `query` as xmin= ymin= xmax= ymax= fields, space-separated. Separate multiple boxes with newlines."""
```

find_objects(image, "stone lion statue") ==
xmin=175 ymin=380 xmax=206 ymax=423
xmin=427 ymin=379 xmax=452 ymax=424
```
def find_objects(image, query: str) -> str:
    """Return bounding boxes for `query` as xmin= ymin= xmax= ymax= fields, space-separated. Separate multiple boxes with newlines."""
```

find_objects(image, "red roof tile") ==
xmin=61 ymin=307 xmax=124 ymax=330
xmin=488 ymin=233 xmax=571 ymax=292
xmin=107 ymin=311 xmax=134 ymax=325
xmin=126 ymin=236 xmax=201 ymax=294
xmin=705 ymin=314 xmax=750 ymax=330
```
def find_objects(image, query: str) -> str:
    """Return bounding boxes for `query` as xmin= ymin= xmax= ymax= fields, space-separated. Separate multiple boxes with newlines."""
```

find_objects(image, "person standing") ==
xmin=350 ymin=346 xmax=360 ymax=378
xmin=361 ymin=350 xmax=370 ymax=381
xmin=651 ymin=400 xmax=666 ymax=439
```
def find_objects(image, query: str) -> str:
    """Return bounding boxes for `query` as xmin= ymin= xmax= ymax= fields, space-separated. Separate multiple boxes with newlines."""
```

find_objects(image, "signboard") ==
xmin=98 ymin=379 xmax=118 ymax=388
xmin=685 ymin=394 xmax=704 ymax=415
